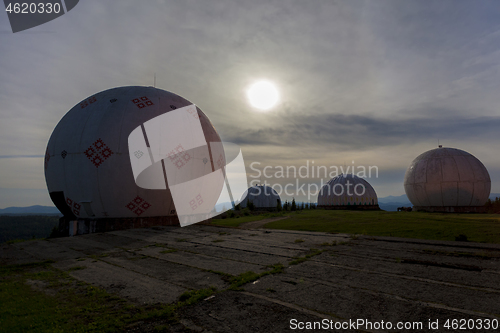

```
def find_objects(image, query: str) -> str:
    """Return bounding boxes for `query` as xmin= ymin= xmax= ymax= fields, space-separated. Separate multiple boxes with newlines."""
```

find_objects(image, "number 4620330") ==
xmin=5 ymin=2 xmax=61 ymax=14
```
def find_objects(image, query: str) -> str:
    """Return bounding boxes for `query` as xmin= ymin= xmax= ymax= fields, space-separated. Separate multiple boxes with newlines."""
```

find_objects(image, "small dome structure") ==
xmin=240 ymin=185 xmax=281 ymax=211
xmin=317 ymin=174 xmax=379 ymax=209
xmin=404 ymin=147 xmax=490 ymax=212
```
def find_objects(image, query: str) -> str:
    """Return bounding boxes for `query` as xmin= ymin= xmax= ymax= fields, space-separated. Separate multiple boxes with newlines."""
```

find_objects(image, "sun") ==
xmin=247 ymin=80 xmax=279 ymax=111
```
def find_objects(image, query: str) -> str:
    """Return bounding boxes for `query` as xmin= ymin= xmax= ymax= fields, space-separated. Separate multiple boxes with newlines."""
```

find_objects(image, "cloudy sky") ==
xmin=1 ymin=0 xmax=500 ymax=208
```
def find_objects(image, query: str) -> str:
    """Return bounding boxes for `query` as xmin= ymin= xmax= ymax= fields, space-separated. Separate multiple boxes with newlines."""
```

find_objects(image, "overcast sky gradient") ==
xmin=1 ymin=0 xmax=500 ymax=207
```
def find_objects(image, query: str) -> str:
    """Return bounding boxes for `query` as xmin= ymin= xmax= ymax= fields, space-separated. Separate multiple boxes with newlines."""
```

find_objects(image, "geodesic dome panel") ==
xmin=317 ymin=173 xmax=378 ymax=206
xmin=240 ymin=185 xmax=281 ymax=208
xmin=404 ymin=147 xmax=490 ymax=207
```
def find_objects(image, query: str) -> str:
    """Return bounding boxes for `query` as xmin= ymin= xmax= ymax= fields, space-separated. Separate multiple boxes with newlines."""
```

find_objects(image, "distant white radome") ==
xmin=239 ymin=185 xmax=281 ymax=210
xmin=317 ymin=174 xmax=379 ymax=209
xmin=44 ymin=86 xmax=224 ymax=223
xmin=404 ymin=147 xmax=491 ymax=212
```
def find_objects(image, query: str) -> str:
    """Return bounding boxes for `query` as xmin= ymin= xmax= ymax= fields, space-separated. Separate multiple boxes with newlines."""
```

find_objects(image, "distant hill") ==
xmin=2 ymin=193 xmax=499 ymax=215
xmin=378 ymin=193 xmax=500 ymax=211
xmin=0 ymin=205 xmax=61 ymax=216
xmin=378 ymin=194 xmax=411 ymax=211
xmin=378 ymin=194 xmax=410 ymax=204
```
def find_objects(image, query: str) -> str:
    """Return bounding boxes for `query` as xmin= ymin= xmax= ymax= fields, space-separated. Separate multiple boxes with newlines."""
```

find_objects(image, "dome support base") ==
xmin=412 ymin=206 xmax=487 ymax=213
xmin=52 ymin=215 xmax=182 ymax=237
xmin=318 ymin=205 xmax=380 ymax=211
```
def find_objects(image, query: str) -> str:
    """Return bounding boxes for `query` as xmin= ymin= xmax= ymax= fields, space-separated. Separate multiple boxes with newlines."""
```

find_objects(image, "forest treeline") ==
xmin=0 ymin=215 xmax=59 ymax=243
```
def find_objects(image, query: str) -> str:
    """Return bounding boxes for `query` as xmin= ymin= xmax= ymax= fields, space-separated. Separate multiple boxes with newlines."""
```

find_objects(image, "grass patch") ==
xmin=175 ymin=238 xmax=188 ymax=242
xmin=154 ymin=325 xmax=169 ymax=332
xmin=0 ymin=261 xmax=137 ymax=332
xmin=289 ymin=249 xmax=324 ymax=265
xmin=178 ymin=286 xmax=217 ymax=304
xmin=159 ymin=249 xmax=178 ymax=254
xmin=5 ymin=238 xmax=31 ymax=244
xmin=229 ymin=271 xmax=261 ymax=290
xmin=294 ymin=239 xmax=304 ymax=243
xmin=0 ymin=259 xmax=223 ymax=332
xmin=67 ymin=266 xmax=86 ymax=272
xmin=263 ymin=210 xmax=500 ymax=244
xmin=421 ymin=249 xmax=498 ymax=259
xmin=210 ymin=210 xmax=298 ymax=228
xmin=210 ymin=214 xmax=269 ymax=228
xmin=0 ymin=260 xmax=55 ymax=276
xmin=127 ymin=255 xmax=148 ymax=260
xmin=89 ymin=253 xmax=109 ymax=260
xmin=212 ymin=239 xmax=224 ymax=243
xmin=229 ymin=263 xmax=284 ymax=290
xmin=204 ymin=269 xmax=233 ymax=280
xmin=133 ymin=286 xmax=217 ymax=324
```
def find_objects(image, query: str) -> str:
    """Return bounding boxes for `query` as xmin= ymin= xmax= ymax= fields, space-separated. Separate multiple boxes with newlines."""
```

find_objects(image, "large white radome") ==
xmin=44 ymin=86 xmax=224 ymax=220
xmin=404 ymin=147 xmax=491 ymax=208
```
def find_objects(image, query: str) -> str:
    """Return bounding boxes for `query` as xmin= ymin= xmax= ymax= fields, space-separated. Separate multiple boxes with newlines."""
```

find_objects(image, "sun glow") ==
xmin=247 ymin=80 xmax=279 ymax=111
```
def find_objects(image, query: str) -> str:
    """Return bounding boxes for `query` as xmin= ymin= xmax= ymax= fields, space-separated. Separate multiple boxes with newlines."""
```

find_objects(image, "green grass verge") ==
xmin=210 ymin=214 xmax=270 ymax=227
xmin=289 ymin=249 xmax=324 ymax=265
xmin=263 ymin=210 xmax=500 ymax=244
xmin=0 ymin=256 xmax=286 ymax=332
xmin=159 ymin=248 xmax=178 ymax=254
xmin=210 ymin=211 xmax=290 ymax=228
xmin=229 ymin=263 xmax=284 ymax=290
xmin=0 ymin=259 xmax=221 ymax=332
xmin=0 ymin=261 xmax=132 ymax=332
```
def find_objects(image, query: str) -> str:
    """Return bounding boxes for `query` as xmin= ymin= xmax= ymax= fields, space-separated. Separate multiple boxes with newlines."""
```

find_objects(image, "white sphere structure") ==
xmin=45 ymin=86 xmax=224 ymax=233
xmin=404 ymin=147 xmax=491 ymax=212
xmin=317 ymin=174 xmax=379 ymax=209
xmin=240 ymin=185 xmax=281 ymax=210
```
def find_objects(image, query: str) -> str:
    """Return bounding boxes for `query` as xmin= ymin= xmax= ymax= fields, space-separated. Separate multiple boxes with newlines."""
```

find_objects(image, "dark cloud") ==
xmin=2 ymin=0 xmax=500 ymax=206
xmin=222 ymin=112 xmax=500 ymax=151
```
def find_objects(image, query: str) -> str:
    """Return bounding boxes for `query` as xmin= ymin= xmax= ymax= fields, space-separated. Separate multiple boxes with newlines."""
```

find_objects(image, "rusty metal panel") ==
xmin=441 ymin=157 xmax=459 ymax=182
xmin=426 ymin=158 xmax=442 ymax=184
xmin=413 ymin=183 xmax=429 ymax=206
xmin=454 ymin=155 xmax=474 ymax=182
xmin=471 ymin=181 xmax=491 ymax=206
xmin=413 ymin=159 xmax=427 ymax=184
xmin=441 ymin=182 xmax=458 ymax=206
xmin=404 ymin=183 xmax=421 ymax=206
xmin=457 ymin=181 xmax=474 ymax=206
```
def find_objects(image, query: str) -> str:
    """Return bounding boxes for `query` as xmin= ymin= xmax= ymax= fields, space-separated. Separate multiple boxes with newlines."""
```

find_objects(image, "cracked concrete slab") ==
xmin=2 ymin=224 xmax=500 ymax=332
xmin=52 ymin=258 xmax=187 ymax=305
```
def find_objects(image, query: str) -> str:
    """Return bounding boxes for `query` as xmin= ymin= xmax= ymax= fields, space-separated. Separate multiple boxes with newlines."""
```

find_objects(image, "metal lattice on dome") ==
xmin=404 ymin=146 xmax=491 ymax=212
xmin=317 ymin=174 xmax=379 ymax=209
